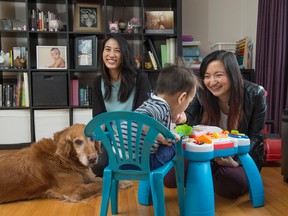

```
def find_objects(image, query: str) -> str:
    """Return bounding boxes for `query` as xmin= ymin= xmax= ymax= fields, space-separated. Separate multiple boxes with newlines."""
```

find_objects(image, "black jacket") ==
xmin=185 ymin=80 xmax=267 ymax=169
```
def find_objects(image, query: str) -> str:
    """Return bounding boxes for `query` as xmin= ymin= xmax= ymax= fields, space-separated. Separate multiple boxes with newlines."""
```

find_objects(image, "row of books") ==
xmin=145 ymin=37 xmax=176 ymax=70
xmin=70 ymin=79 xmax=92 ymax=107
xmin=0 ymin=73 xmax=29 ymax=107
xmin=30 ymin=9 xmax=61 ymax=31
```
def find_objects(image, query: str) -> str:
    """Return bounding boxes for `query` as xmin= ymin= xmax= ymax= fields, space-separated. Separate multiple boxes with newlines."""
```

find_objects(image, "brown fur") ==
xmin=0 ymin=124 xmax=103 ymax=203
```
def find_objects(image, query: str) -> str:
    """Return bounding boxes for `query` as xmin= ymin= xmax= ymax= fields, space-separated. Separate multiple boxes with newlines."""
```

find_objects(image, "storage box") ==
xmin=72 ymin=108 xmax=92 ymax=124
xmin=34 ymin=109 xmax=69 ymax=141
xmin=211 ymin=42 xmax=236 ymax=53
xmin=183 ymin=47 xmax=200 ymax=57
xmin=32 ymin=72 xmax=68 ymax=106
xmin=0 ymin=110 xmax=31 ymax=144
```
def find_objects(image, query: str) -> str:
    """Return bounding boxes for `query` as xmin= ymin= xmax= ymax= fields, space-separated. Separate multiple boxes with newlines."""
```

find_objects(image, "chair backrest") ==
xmin=84 ymin=111 xmax=176 ymax=178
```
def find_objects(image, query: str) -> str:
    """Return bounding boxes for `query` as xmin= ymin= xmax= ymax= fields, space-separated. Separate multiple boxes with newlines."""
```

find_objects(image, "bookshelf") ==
xmin=0 ymin=0 xmax=182 ymax=148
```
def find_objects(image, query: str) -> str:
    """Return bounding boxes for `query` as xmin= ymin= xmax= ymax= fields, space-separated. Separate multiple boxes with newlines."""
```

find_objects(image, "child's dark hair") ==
xmin=155 ymin=65 xmax=200 ymax=96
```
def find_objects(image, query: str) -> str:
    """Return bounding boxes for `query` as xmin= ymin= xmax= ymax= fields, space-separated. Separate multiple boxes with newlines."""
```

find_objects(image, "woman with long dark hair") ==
xmin=91 ymin=34 xmax=151 ymax=176
xmin=165 ymin=50 xmax=266 ymax=198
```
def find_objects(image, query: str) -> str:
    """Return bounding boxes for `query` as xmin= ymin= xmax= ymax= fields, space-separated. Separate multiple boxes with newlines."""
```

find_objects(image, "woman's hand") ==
xmin=214 ymin=156 xmax=239 ymax=168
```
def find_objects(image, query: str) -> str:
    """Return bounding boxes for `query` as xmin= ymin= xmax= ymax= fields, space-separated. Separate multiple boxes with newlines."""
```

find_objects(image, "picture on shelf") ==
xmin=74 ymin=3 xmax=102 ymax=32
xmin=75 ymin=35 xmax=97 ymax=69
xmin=36 ymin=46 xmax=67 ymax=69
xmin=145 ymin=11 xmax=174 ymax=34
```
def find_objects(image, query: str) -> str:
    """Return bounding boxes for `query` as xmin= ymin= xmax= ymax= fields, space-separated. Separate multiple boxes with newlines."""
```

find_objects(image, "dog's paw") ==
xmin=118 ymin=180 xmax=133 ymax=189
xmin=95 ymin=177 xmax=102 ymax=182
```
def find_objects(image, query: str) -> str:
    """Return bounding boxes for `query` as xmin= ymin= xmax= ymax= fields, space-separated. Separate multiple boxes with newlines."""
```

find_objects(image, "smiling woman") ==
xmin=165 ymin=50 xmax=267 ymax=200
xmin=91 ymin=34 xmax=152 ymax=177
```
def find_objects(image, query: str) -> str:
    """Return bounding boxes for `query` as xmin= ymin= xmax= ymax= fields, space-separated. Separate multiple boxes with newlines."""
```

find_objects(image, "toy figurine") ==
xmin=108 ymin=21 xmax=119 ymax=33
xmin=14 ymin=56 xmax=26 ymax=69
xmin=118 ymin=19 xmax=126 ymax=33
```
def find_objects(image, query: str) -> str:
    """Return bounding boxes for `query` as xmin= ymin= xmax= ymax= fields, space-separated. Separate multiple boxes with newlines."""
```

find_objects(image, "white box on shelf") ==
xmin=211 ymin=42 xmax=236 ymax=53
xmin=0 ymin=110 xmax=31 ymax=144
xmin=73 ymin=108 xmax=92 ymax=125
xmin=34 ymin=109 xmax=69 ymax=141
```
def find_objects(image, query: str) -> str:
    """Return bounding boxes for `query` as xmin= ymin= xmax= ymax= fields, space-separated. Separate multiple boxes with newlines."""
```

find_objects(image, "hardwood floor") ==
xmin=0 ymin=150 xmax=287 ymax=216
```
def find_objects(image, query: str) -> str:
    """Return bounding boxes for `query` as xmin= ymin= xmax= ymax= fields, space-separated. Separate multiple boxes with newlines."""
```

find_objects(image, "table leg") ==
xmin=184 ymin=161 xmax=214 ymax=216
xmin=238 ymin=153 xmax=265 ymax=207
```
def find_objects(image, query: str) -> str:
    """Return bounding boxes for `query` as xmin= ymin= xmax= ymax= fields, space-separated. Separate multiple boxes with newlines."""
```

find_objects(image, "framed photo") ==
xmin=36 ymin=46 xmax=67 ymax=69
xmin=74 ymin=3 xmax=102 ymax=32
xmin=145 ymin=11 xmax=174 ymax=34
xmin=75 ymin=35 xmax=97 ymax=69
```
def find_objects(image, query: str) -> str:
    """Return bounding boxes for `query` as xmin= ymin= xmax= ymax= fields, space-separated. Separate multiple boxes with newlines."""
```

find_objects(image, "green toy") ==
xmin=175 ymin=124 xmax=193 ymax=136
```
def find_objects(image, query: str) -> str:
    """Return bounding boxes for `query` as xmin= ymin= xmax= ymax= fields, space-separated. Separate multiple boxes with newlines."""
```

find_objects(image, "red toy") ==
xmin=263 ymin=120 xmax=282 ymax=161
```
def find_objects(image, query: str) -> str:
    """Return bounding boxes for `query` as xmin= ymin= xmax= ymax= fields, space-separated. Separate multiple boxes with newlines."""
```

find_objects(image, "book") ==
xmin=70 ymin=79 xmax=79 ymax=106
xmin=23 ymin=73 xmax=29 ymax=107
xmin=148 ymin=51 xmax=158 ymax=70
xmin=0 ymin=84 xmax=2 ymax=107
xmin=15 ymin=73 xmax=23 ymax=107
xmin=146 ymin=38 xmax=162 ymax=70
xmin=145 ymin=11 xmax=174 ymax=34
xmin=160 ymin=45 xmax=167 ymax=68
xmin=167 ymin=38 xmax=176 ymax=64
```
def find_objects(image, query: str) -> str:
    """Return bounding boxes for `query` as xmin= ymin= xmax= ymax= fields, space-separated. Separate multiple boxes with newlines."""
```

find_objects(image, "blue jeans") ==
xmin=150 ymin=144 xmax=176 ymax=170
xmin=120 ymin=144 xmax=176 ymax=170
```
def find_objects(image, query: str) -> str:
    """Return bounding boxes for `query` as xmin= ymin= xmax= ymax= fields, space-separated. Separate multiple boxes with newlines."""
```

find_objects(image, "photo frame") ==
xmin=36 ymin=46 xmax=67 ymax=69
xmin=75 ymin=35 xmax=97 ymax=69
xmin=74 ymin=3 xmax=102 ymax=32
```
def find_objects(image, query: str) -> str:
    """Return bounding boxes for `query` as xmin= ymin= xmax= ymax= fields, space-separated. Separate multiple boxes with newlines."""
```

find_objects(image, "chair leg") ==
xmin=111 ymin=180 xmax=119 ymax=214
xmin=150 ymin=173 xmax=166 ymax=216
xmin=100 ymin=170 xmax=112 ymax=216
xmin=174 ymin=161 xmax=185 ymax=216
xmin=238 ymin=153 xmax=265 ymax=207
xmin=138 ymin=180 xmax=151 ymax=206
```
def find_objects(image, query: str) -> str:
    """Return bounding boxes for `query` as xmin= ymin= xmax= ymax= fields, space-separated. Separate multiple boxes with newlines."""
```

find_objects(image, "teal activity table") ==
xmin=183 ymin=132 xmax=265 ymax=216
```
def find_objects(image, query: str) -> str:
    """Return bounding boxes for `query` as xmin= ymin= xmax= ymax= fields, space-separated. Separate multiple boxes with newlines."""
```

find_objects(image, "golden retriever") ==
xmin=0 ymin=124 xmax=103 ymax=203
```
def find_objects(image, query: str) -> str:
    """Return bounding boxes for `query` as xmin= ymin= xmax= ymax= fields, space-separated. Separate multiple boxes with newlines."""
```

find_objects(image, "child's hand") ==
xmin=172 ymin=132 xmax=181 ymax=142
xmin=156 ymin=133 xmax=180 ymax=146
xmin=172 ymin=112 xmax=187 ymax=124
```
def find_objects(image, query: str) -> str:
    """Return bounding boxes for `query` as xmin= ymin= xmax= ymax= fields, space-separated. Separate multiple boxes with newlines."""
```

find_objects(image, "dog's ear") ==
xmin=54 ymin=128 xmax=66 ymax=143
xmin=55 ymin=135 xmax=72 ymax=158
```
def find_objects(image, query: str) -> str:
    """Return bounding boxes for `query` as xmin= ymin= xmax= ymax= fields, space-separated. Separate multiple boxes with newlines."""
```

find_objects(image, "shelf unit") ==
xmin=0 ymin=0 xmax=182 ymax=148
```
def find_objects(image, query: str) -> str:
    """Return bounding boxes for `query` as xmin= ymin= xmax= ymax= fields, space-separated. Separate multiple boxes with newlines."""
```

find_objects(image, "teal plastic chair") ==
xmin=84 ymin=111 xmax=184 ymax=216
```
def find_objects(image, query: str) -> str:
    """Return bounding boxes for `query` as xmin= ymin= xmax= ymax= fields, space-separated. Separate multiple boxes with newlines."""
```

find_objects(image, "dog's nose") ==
xmin=88 ymin=154 xmax=97 ymax=164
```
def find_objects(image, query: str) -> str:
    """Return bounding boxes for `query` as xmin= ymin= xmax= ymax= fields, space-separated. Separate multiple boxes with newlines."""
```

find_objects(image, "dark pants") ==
xmin=92 ymin=146 xmax=108 ymax=177
xmin=92 ymin=144 xmax=176 ymax=175
xmin=150 ymin=144 xmax=176 ymax=170
xmin=164 ymin=160 xmax=249 ymax=199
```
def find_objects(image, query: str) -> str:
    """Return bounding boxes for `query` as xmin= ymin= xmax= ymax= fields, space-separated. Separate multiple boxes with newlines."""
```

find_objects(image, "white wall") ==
xmin=182 ymin=0 xmax=258 ymax=63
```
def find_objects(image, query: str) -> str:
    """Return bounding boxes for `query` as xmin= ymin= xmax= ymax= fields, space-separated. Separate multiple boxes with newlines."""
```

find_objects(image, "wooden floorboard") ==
xmin=0 ymin=150 xmax=287 ymax=216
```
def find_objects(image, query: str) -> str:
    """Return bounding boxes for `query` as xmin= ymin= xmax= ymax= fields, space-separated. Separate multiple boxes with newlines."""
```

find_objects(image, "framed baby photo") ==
xmin=36 ymin=46 xmax=67 ymax=69
xmin=74 ymin=3 xmax=103 ymax=32
xmin=74 ymin=35 xmax=98 ymax=69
